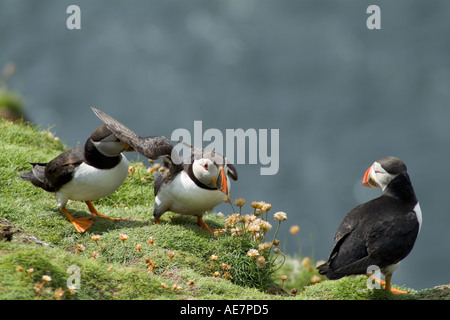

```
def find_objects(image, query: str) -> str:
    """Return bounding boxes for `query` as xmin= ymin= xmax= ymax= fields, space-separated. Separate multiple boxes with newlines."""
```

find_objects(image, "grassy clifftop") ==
xmin=0 ymin=118 xmax=447 ymax=300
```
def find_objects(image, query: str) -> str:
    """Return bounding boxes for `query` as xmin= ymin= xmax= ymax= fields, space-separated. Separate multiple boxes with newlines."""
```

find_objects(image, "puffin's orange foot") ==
xmin=71 ymin=218 xmax=94 ymax=233
xmin=197 ymin=217 xmax=215 ymax=234
xmin=61 ymin=207 xmax=94 ymax=233
xmin=379 ymin=279 xmax=408 ymax=294
xmin=92 ymin=212 xmax=120 ymax=221
xmin=367 ymin=276 xmax=408 ymax=294
xmin=388 ymin=287 xmax=408 ymax=294
xmin=85 ymin=201 xmax=120 ymax=221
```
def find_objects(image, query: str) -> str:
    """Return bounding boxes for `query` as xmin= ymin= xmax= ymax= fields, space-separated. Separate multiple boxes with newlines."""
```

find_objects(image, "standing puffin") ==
xmin=91 ymin=108 xmax=238 ymax=233
xmin=20 ymin=124 xmax=134 ymax=232
xmin=317 ymin=156 xmax=422 ymax=293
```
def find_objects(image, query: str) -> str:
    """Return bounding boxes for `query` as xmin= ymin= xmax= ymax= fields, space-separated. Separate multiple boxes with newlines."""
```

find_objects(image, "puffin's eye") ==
xmin=203 ymin=163 xmax=209 ymax=170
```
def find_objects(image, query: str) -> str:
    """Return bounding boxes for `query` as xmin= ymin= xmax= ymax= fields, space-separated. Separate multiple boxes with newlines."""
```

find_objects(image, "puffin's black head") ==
xmin=88 ymin=124 xmax=134 ymax=157
xmin=362 ymin=156 xmax=408 ymax=191
xmin=189 ymin=146 xmax=238 ymax=195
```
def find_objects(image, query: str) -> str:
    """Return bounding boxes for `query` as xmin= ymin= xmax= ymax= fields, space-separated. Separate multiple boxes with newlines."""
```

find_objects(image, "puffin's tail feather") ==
xmin=317 ymin=263 xmax=345 ymax=280
xmin=317 ymin=256 xmax=381 ymax=280
xmin=20 ymin=163 xmax=55 ymax=192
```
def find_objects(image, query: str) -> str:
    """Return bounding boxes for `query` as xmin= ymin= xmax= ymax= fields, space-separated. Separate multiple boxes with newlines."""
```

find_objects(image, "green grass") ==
xmin=0 ymin=118 xmax=447 ymax=300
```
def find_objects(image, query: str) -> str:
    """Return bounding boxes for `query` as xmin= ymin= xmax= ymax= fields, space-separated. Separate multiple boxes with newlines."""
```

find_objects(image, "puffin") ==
xmin=91 ymin=107 xmax=238 ymax=233
xmin=317 ymin=156 xmax=422 ymax=293
xmin=20 ymin=124 xmax=134 ymax=232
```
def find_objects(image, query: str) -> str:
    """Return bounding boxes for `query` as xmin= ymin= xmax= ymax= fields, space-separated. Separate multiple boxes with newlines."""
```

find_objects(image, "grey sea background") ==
xmin=1 ymin=0 xmax=450 ymax=291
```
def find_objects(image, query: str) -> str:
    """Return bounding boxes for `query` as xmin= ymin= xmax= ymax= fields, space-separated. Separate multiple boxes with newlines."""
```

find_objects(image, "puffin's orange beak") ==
xmin=217 ymin=167 xmax=228 ymax=195
xmin=362 ymin=165 xmax=379 ymax=188
xmin=124 ymin=144 xmax=135 ymax=152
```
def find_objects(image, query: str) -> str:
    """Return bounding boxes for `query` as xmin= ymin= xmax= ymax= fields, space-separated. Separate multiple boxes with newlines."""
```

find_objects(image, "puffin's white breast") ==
xmin=156 ymin=171 xmax=228 ymax=215
xmin=56 ymin=155 xmax=128 ymax=206
xmin=414 ymin=202 xmax=423 ymax=234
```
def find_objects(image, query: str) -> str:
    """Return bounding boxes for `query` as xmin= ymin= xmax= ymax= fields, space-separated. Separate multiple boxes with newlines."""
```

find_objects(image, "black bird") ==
xmin=317 ymin=156 xmax=422 ymax=293
xmin=20 ymin=124 xmax=134 ymax=232
xmin=91 ymin=108 xmax=238 ymax=233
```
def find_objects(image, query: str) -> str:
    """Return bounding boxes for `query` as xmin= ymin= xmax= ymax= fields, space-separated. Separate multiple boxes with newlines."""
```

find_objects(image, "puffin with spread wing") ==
xmin=91 ymin=108 xmax=237 ymax=233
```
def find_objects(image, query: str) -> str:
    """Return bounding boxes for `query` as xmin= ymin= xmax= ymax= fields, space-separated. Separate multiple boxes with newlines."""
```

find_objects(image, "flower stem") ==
xmin=122 ymin=241 xmax=127 ymax=264
xmin=161 ymin=260 xmax=172 ymax=277
xmin=228 ymin=200 xmax=236 ymax=214
xmin=268 ymin=221 xmax=281 ymax=255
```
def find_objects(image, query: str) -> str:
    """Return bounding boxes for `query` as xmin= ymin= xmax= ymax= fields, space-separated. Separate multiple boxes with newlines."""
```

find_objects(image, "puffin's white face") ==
xmin=363 ymin=161 xmax=398 ymax=191
xmin=192 ymin=158 xmax=219 ymax=188
xmin=94 ymin=134 xmax=129 ymax=157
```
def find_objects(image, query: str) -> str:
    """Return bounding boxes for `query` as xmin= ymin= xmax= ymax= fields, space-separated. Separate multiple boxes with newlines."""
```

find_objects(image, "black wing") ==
xmin=20 ymin=147 xmax=85 ymax=192
xmin=365 ymin=209 xmax=419 ymax=265
xmin=318 ymin=198 xmax=419 ymax=279
xmin=317 ymin=203 xmax=380 ymax=279
xmin=91 ymin=108 xmax=179 ymax=163
xmin=44 ymin=147 xmax=85 ymax=190
xmin=317 ymin=205 xmax=365 ymax=279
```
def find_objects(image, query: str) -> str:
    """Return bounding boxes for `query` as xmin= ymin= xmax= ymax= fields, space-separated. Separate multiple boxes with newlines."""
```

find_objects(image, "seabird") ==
xmin=91 ymin=107 xmax=238 ymax=233
xmin=317 ymin=156 xmax=422 ymax=293
xmin=20 ymin=124 xmax=134 ymax=232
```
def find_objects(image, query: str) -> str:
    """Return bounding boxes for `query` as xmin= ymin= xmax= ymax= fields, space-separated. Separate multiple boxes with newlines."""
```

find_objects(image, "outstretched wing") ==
xmin=91 ymin=108 xmax=178 ymax=162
